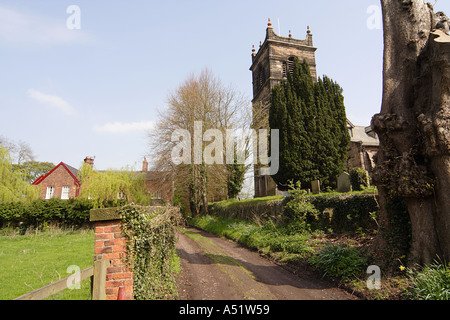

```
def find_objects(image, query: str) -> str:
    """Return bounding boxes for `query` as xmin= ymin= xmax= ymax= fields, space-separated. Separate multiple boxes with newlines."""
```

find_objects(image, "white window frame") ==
xmin=46 ymin=186 xmax=55 ymax=199
xmin=61 ymin=186 xmax=70 ymax=200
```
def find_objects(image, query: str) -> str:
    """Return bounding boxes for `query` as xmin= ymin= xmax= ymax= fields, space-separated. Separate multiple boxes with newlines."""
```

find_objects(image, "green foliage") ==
xmin=120 ymin=205 xmax=182 ymax=300
xmin=308 ymin=194 xmax=379 ymax=233
xmin=12 ymin=161 xmax=55 ymax=184
xmin=227 ymin=156 xmax=246 ymax=199
xmin=0 ymin=198 xmax=94 ymax=229
xmin=209 ymin=192 xmax=379 ymax=234
xmin=308 ymin=244 xmax=367 ymax=280
xmin=283 ymin=181 xmax=319 ymax=232
xmin=350 ymin=168 xmax=370 ymax=191
xmin=269 ymin=58 xmax=349 ymax=190
xmin=0 ymin=147 xmax=39 ymax=203
xmin=78 ymin=163 xmax=150 ymax=208
xmin=406 ymin=261 xmax=450 ymax=300
xmin=189 ymin=215 xmax=315 ymax=259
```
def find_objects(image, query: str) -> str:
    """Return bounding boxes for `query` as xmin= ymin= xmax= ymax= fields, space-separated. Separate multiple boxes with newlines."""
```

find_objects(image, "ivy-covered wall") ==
xmin=209 ymin=194 xmax=379 ymax=233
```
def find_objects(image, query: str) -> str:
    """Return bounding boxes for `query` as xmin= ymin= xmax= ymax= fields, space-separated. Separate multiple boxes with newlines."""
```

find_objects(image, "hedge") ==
xmin=308 ymin=194 xmax=378 ymax=232
xmin=0 ymin=199 xmax=96 ymax=229
xmin=209 ymin=193 xmax=379 ymax=234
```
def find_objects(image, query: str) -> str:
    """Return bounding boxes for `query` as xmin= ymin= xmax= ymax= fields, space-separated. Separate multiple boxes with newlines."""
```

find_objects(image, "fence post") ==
xmin=92 ymin=259 xmax=110 ymax=300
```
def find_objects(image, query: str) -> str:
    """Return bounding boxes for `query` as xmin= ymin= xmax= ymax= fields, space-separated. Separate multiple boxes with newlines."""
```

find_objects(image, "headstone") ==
xmin=311 ymin=180 xmax=320 ymax=194
xmin=337 ymin=172 xmax=351 ymax=193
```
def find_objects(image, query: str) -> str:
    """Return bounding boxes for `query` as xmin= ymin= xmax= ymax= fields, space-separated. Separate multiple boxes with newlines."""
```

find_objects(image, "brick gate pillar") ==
xmin=90 ymin=208 xmax=133 ymax=300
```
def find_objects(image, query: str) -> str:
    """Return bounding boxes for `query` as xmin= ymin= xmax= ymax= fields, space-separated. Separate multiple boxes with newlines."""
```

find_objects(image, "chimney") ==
xmin=142 ymin=157 xmax=148 ymax=172
xmin=84 ymin=156 xmax=94 ymax=166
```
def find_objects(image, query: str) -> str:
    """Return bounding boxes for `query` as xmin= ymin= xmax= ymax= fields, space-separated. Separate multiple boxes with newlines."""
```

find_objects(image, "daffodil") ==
xmin=399 ymin=265 xmax=406 ymax=271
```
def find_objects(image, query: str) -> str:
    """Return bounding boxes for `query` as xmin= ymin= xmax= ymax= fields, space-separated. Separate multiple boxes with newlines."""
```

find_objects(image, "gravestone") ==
xmin=311 ymin=180 xmax=320 ymax=194
xmin=337 ymin=172 xmax=351 ymax=193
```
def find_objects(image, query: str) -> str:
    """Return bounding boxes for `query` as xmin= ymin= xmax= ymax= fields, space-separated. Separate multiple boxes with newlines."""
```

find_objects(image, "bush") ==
xmin=283 ymin=181 xmax=320 ymax=232
xmin=308 ymin=244 xmax=367 ymax=280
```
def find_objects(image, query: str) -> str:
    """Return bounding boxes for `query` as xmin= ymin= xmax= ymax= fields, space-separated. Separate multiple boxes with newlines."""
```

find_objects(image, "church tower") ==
xmin=250 ymin=19 xmax=318 ymax=197
xmin=250 ymin=19 xmax=317 ymax=110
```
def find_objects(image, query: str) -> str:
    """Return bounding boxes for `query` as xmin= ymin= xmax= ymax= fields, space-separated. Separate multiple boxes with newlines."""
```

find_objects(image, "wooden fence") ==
xmin=14 ymin=259 xmax=110 ymax=300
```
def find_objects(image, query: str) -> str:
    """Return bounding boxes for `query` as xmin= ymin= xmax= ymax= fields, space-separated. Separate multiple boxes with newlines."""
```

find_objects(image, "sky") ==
xmin=1 ymin=0 xmax=449 ymax=171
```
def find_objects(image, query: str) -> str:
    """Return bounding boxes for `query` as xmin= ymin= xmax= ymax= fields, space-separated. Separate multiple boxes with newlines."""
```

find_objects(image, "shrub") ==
xmin=308 ymin=244 xmax=367 ymax=280
xmin=283 ymin=181 xmax=319 ymax=232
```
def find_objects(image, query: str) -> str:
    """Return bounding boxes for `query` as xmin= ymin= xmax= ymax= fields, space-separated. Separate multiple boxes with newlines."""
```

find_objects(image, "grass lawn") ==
xmin=0 ymin=228 xmax=94 ymax=300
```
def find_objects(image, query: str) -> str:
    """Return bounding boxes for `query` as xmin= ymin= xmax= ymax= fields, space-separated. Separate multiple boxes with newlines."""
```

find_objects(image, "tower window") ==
xmin=257 ymin=66 xmax=265 ymax=90
xmin=283 ymin=57 xmax=295 ymax=78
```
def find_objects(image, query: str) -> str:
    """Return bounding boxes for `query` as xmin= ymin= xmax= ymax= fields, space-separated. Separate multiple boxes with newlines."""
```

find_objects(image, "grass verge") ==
xmin=188 ymin=214 xmax=449 ymax=300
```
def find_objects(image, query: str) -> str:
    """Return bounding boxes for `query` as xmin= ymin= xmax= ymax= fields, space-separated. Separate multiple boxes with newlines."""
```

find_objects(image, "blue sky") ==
xmin=1 ymin=0 xmax=449 ymax=171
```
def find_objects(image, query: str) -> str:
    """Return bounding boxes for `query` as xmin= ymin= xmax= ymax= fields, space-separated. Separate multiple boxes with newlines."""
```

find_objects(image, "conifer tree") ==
xmin=269 ymin=58 xmax=349 ymax=190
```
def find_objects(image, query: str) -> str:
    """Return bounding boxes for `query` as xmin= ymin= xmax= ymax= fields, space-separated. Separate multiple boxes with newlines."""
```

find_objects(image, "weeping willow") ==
xmin=77 ymin=163 xmax=150 ymax=208
xmin=0 ymin=147 xmax=39 ymax=203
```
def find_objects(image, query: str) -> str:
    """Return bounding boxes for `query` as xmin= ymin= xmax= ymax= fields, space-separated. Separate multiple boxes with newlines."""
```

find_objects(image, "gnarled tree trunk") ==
xmin=372 ymin=0 xmax=450 ymax=266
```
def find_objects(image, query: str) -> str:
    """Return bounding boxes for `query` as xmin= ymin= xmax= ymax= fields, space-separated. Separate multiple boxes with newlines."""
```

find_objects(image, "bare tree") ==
xmin=372 ymin=0 xmax=450 ymax=265
xmin=0 ymin=136 xmax=35 ymax=165
xmin=149 ymin=68 xmax=249 ymax=215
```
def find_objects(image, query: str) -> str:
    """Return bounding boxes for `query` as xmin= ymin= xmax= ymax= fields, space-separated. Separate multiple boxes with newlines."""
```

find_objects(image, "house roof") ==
xmin=32 ymin=162 xmax=80 ymax=186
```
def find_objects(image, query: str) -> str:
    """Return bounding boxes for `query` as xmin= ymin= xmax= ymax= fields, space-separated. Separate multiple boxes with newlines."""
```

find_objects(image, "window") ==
xmin=61 ymin=186 xmax=70 ymax=200
xmin=256 ymin=66 xmax=265 ymax=91
xmin=46 ymin=186 xmax=55 ymax=199
xmin=283 ymin=57 xmax=295 ymax=78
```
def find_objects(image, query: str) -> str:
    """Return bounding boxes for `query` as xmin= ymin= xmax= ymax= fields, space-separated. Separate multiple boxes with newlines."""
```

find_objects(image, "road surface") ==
xmin=175 ymin=227 xmax=357 ymax=300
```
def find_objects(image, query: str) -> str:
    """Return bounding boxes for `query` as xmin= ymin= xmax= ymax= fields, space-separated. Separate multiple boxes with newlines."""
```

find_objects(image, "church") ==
xmin=250 ymin=19 xmax=378 ymax=197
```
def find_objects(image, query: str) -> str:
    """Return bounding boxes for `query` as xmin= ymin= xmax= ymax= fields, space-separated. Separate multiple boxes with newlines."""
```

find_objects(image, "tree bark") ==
xmin=372 ymin=0 xmax=450 ymax=266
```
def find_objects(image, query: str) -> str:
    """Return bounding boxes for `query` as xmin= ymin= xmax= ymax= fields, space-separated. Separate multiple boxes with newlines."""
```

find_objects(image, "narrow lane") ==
xmin=175 ymin=227 xmax=357 ymax=300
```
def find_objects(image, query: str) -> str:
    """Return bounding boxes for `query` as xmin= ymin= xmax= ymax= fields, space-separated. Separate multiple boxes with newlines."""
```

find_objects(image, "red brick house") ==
xmin=32 ymin=162 xmax=81 ymax=200
xmin=32 ymin=157 xmax=174 ymax=203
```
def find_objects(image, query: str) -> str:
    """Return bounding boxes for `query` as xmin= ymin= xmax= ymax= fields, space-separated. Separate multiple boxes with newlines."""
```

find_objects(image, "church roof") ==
xmin=350 ymin=126 xmax=380 ymax=147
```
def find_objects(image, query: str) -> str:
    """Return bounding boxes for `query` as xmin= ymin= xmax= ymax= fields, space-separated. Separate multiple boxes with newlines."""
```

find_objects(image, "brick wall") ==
xmin=91 ymin=209 xmax=133 ymax=300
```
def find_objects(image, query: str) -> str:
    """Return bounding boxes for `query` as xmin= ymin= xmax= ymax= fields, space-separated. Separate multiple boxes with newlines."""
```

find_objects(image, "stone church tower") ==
xmin=250 ymin=19 xmax=317 ymax=197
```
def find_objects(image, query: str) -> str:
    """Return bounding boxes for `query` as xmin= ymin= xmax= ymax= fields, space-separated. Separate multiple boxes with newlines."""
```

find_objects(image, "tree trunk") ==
xmin=372 ymin=0 xmax=450 ymax=266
